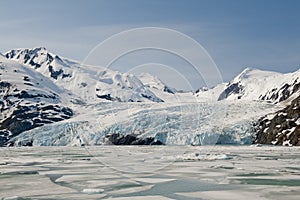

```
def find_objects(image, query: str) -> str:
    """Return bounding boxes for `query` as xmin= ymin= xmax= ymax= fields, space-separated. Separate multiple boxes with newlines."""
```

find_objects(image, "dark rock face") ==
xmin=255 ymin=95 xmax=300 ymax=146
xmin=104 ymin=133 xmax=164 ymax=145
xmin=0 ymin=104 xmax=73 ymax=146
xmin=163 ymin=86 xmax=176 ymax=94
xmin=141 ymin=93 xmax=164 ymax=103
xmin=0 ymin=130 xmax=10 ymax=146
xmin=260 ymin=79 xmax=300 ymax=103
xmin=218 ymin=82 xmax=243 ymax=101
xmin=96 ymin=94 xmax=116 ymax=101
xmin=48 ymin=66 xmax=63 ymax=80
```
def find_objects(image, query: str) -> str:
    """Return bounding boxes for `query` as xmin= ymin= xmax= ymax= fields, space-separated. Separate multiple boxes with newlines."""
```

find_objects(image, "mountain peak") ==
xmin=6 ymin=47 xmax=48 ymax=55
xmin=4 ymin=47 xmax=164 ymax=103
xmin=236 ymin=67 xmax=260 ymax=78
xmin=241 ymin=66 xmax=254 ymax=72
xmin=28 ymin=46 xmax=47 ymax=51
xmin=137 ymin=72 xmax=176 ymax=94
xmin=218 ymin=66 xmax=298 ymax=103
xmin=5 ymin=47 xmax=61 ymax=70
xmin=138 ymin=72 xmax=161 ymax=83
xmin=5 ymin=47 xmax=55 ymax=59
xmin=233 ymin=67 xmax=282 ymax=83
xmin=5 ymin=47 xmax=48 ymax=59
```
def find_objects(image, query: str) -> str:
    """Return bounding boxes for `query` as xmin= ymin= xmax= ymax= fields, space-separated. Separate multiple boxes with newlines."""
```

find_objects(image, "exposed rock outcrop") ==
xmin=103 ymin=133 xmax=164 ymax=145
xmin=255 ymin=95 xmax=300 ymax=146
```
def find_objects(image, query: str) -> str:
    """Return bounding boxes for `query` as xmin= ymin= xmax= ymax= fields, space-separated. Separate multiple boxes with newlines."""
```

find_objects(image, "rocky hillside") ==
xmin=255 ymin=94 xmax=300 ymax=146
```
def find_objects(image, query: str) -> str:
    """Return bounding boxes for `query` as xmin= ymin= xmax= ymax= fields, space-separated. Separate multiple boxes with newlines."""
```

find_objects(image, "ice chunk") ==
xmin=163 ymin=153 xmax=231 ymax=161
xmin=82 ymin=188 xmax=104 ymax=194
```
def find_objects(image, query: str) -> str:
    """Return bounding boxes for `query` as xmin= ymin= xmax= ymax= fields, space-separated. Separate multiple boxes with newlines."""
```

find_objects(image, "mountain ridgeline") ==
xmin=0 ymin=47 xmax=299 ymax=146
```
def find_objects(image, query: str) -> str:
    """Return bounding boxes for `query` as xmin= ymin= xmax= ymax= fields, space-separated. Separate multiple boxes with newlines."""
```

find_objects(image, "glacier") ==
xmin=9 ymin=101 xmax=281 ymax=146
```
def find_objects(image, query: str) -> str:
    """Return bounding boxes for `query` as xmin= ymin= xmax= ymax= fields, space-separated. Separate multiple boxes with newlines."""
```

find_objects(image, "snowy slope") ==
xmin=195 ymin=83 xmax=227 ymax=102
xmin=0 ymin=56 xmax=73 ymax=146
xmin=138 ymin=73 xmax=176 ymax=94
xmin=218 ymin=67 xmax=300 ymax=103
xmin=137 ymin=73 xmax=199 ymax=103
xmin=5 ymin=47 xmax=163 ymax=103
xmin=196 ymin=67 xmax=300 ymax=103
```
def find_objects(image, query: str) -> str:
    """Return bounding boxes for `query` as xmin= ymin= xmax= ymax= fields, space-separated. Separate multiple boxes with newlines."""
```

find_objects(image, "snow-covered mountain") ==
xmin=0 ymin=55 xmax=73 ymax=146
xmin=138 ymin=73 xmax=176 ymax=94
xmin=196 ymin=67 xmax=300 ymax=103
xmin=1 ymin=47 xmax=300 ymax=146
xmin=5 ymin=47 xmax=163 ymax=103
xmin=136 ymin=73 xmax=197 ymax=103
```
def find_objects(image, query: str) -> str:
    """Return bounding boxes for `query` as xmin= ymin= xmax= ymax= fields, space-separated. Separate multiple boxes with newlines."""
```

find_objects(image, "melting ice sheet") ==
xmin=0 ymin=145 xmax=300 ymax=200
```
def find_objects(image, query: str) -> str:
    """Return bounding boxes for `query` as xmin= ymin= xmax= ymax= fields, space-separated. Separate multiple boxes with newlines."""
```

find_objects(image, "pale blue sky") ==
xmin=1 ymin=0 xmax=300 ymax=90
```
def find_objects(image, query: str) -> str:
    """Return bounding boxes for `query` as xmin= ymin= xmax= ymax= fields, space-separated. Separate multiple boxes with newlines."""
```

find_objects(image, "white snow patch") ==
xmin=265 ymin=114 xmax=276 ymax=120
xmin=263 ymin=127 xmax=269 ymax=133
xmin=278 ymin=112 xmax=287 ymax=116
xmin=282 ymin=140 xmax=292 ymax=146
xmin=286 ymin=127 xmax=296 ymax=134
xmin=271 ymin=139 xmax=278 ymax=145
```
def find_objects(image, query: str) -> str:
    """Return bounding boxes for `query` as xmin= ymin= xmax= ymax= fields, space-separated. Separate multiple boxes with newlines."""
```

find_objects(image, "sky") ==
xmin=1 ymin=0 xmax=300 ymax=90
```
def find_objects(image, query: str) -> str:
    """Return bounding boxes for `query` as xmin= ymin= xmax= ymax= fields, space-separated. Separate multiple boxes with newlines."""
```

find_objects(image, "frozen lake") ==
xmin=0 ymin=145 xmax=300 ymax=200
